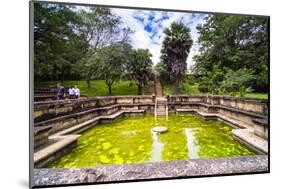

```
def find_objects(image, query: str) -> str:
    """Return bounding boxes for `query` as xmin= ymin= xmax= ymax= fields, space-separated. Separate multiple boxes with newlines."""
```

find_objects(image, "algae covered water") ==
xmin=48 ymin=114 xmax=255 ymax=168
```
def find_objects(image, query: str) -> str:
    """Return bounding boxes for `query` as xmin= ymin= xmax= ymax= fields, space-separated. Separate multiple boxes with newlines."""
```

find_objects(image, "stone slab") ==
xmin=34 ymin=135 xmax=81 ymax=164
xmin=33 ymin=155 xmax=268 ymax=187
xmin=232 ymin=129 xmax=268 ymax=154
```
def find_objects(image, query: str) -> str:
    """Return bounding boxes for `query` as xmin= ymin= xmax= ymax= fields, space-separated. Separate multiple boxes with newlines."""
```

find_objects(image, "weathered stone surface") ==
xmin=34 ymin=135 xmax=81 ymax=168
xmin=34 ymin=95 xmax=268 ymax=122
xmin=33 ymin=155 xmax=268 ymax=187
xmin=152 ymin=126 xmax=168 ymax=133
xmin=232 ymin=129 xmax=268 ymax=154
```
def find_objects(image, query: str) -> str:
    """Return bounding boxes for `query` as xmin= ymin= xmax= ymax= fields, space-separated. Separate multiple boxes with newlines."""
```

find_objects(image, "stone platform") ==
xmin=32 ymin=155 xmax=268 ymax=187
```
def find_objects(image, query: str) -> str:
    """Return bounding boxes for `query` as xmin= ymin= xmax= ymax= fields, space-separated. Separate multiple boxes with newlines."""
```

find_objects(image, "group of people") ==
xmin=68 ymin=85 xmax=80 ymax=99
xmin=56 ymin=83 xmax=80 ymax=100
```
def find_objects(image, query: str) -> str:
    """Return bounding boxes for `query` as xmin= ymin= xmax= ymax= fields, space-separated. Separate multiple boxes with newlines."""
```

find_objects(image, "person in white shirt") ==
xmin=74 ymin=85 xmax=80 ymax=99
xmin=68 ymin=86 xmax=75 ymax=99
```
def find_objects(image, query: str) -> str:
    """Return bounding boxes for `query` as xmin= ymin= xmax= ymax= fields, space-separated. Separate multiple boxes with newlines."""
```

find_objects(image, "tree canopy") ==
xmin=193 ymin=15 xmax=269 ymax=94
xmin=126 ymin=49 xmax=153 ymax=95
xmin=34 ymin=3 xmax=132 ymax=84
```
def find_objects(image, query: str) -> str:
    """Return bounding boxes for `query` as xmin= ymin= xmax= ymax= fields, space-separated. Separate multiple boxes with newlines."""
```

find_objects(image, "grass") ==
xmin=236 ymin=93 xmax=268 ymax=99
xmin=162 ymin=82 xmax=200 ymax=96
xmin=44 ymin=80 xmax=154 ymax=96
xmin=40 ymin=80 xmax=267 ymax=99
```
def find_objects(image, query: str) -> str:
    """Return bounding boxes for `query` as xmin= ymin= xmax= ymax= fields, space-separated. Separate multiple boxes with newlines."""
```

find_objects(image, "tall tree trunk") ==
xmin=138 ymin=81 xmax=142 ymax=95
xmin=108 ymin=84 xmax=112 ymax=95
xmin=173 ymin=78 xmax=180 ymax=95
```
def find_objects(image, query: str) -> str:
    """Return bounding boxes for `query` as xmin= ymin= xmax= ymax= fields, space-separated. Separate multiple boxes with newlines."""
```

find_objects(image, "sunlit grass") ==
xmin=41 ymin=80 xmax=267 ymax=99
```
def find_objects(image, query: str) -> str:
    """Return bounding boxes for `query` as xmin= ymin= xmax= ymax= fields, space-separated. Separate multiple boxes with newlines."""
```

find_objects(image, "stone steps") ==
xmin=155 ymin=96 xmax=168 ymax=116
xmin=52 ymin=109 xmax=145 ymax=136
xmin=176 ymin=108 xmax=253 ymax=129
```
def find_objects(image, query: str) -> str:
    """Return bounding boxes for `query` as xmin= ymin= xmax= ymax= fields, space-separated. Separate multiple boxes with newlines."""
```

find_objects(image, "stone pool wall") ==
xmin=34 ymin=95 xmax=268 ymax=137
xmin=33 ymin=95 xmax=268 ymax=168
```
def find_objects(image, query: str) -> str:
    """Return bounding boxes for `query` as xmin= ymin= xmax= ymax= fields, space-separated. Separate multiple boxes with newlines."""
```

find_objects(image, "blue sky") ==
xmin=111 ymin=8 xmax=207 ymax=71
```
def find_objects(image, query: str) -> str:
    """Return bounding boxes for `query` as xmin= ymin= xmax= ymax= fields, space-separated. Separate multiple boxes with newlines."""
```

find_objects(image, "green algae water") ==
xmin=48 ymin=114 xmax=255 ymax=168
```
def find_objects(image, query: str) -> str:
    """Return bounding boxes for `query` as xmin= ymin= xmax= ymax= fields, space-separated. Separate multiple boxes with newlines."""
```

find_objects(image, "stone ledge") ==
xmin=34 ymin=135 xmax=81 ymax=167
xmin=35 ymin=96 xmax=154 ymax=109
xmin=35 ymin=103 xmax=152 ymax=126
xmin=176 ymin=109 xmax=253 ymax=129
xmin=52 ymin=109 xmax=146 ymax=136
xmin=232 ymin=129 xmax=268 ymax=154
xmin=32 ymin=155 xmax=268 ymax=187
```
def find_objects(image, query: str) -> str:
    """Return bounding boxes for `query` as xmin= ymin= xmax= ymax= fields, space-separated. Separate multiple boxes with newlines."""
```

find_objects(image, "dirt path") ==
xmin=154 ymin=72 xmax=163 ymax=96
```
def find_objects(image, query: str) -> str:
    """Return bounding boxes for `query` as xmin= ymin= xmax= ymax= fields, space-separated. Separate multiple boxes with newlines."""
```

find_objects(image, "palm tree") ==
xmin=161 ymin=22 xmax=193 ymax=94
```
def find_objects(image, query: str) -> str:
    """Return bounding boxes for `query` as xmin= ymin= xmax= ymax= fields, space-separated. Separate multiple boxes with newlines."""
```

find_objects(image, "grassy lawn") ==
xmin=162 ymin=82 xmax=200 ymax=96
xmin=237 ymin=93 xmax=268 ymax=99
xmin=44 ymin=80 xmax=154 ymax=96
xmin=41 ymin=80 xmax=267 ymax=99
xmin=163 ymin=82 xmax=268 ymax=99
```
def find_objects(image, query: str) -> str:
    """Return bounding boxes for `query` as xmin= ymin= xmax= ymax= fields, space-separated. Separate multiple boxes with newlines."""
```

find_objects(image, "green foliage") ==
xmin=193 ymin=15 xmax=269 ymax=93
xmin=84 ymin=43 xmax=134 ymax=94
xmin=154 ymin=62 xmax=170 ymax=84
xmin=34 ymin=3 xmax=85 ymax=81
xmin=34 ymin=2 xmax=132 ymax=83
xmin=221 ymin=68 xmax=256 ymax=97
xmin=161 ymin=22 xmax=193 ymax=94
xmin=126 ymin=49 xmax=153 ymax=95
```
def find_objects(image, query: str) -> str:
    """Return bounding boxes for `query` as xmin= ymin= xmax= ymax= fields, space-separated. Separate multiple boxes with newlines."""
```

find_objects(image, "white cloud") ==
xmin=112 ymin=8 xmax=207 ymax=71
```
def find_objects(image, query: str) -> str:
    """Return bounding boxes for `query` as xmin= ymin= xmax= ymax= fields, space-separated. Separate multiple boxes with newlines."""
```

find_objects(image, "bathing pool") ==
xmin=48 ymin=114 xmax=255 ymax=168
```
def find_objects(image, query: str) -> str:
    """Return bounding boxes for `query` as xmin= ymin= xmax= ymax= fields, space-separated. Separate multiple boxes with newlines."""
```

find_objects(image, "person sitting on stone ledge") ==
xmin=56 ymin=83 xmax=65 ymax=100
xmin=74 ymin=85 xmax=80 ymax=99
xmin=69 ymin=86 xmax=75 ymax=99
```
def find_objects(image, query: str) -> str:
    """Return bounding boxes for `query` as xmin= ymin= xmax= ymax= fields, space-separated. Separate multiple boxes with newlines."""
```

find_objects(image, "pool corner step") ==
xmin=232 ymin=129 xmax=268 ymax=154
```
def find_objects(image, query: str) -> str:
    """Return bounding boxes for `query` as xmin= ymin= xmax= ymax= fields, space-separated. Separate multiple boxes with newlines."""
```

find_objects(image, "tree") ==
xmin=126 ymin=49 xmax=153 ymax=95
xmin=221 ymin=68 xmax=256 ymax=97
xmin=33 ymin=3 xmax=132 ymax=86
xmin=77 ymin=7 xmax=132 ymax=88
xmin=34 ymin=3 xmax=83 ymax=81
xmin=88 ymin=43 xmax=133 ymax=95
xmin=193 ymin=15 xmax=269 ymax=93
xmin=160 ymin=22 xmax=193 ymax=94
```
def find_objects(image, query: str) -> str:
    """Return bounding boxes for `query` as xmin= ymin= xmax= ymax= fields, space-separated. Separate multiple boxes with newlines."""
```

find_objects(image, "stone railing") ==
xmin=34 ymin=96 xmax=155 ymax=122
xmin=34 ymin=95 xmax=268 ymax=122
xmin=167 ymin=95 xmax=268 ymax=115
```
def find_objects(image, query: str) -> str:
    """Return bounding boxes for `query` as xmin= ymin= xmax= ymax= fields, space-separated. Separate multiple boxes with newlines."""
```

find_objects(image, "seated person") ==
xmin=74 ymin=85 xmax=80 ymax=98
xmin=68 ymin=86 xmax=75 ymax=99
